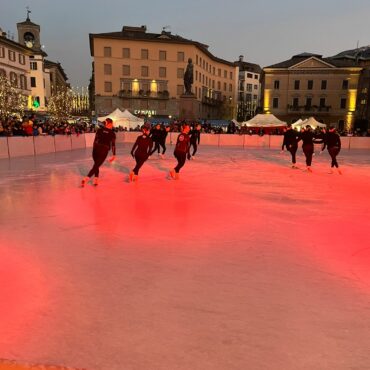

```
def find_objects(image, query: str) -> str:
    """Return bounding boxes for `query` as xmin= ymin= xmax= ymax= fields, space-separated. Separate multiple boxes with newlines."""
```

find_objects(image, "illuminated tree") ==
xmin=0 ymin=75 xmax=28 ymax=120
xmin=48 ymin=87 xmax=74 ymax=121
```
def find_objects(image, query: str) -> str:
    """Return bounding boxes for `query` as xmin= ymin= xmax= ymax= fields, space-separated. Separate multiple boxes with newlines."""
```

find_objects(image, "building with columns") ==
xmin=89 ymin=26 xmax=238 ymax=119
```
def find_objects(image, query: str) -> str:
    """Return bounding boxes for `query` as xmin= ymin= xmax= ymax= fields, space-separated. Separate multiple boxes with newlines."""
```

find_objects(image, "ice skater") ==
xmin=170 ymin=123 xmax=191 ymax=180
xmin=322 ymin=127 xmax=342 ymax=174
xmin=149 ymin=123 xmax=162 ymax=157
xmin=300 ymin=125 xmax=324 ymax=172
xmin=188 ymin=123 xmax=201 ymax=160
xmin=281 ymin=123 xmax=301 ymax=168
xmin=158 ymin=125 xmax=170 ymax=158
xmin=129 ymin=123 xmax=153 ymax=182
xmin=81 ymin=118 xmax=116 ymax=186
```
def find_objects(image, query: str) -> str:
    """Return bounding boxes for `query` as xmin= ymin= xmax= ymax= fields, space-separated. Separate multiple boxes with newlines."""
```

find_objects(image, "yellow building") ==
xmin=263 ymin=53 xmax=362 ymax=130
xmin=89 ymin=26 xmax=238 ymax=119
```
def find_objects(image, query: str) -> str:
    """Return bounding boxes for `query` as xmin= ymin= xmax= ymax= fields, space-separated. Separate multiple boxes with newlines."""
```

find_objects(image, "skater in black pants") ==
xmin=170 ymin=124 xmax=191 ymax=180
xmin=188 ymin=123 xmax=201 ymax=160
xmin=159 ymin=126 xmax=170 ymax=158
xmin=300 ymin=125 xmax=324 ymax=172
xmin=129 ymin=123 xmax=153 ymax=182
xmin=322 ymin=127 xmax=342 ymax=174
xmin=81 ymin=118 xmax=116 ymax=186
xmin=149 ymin=124 xmax=162 ymax=157
xmin=281 ymin=123 xmax=301 ymax=168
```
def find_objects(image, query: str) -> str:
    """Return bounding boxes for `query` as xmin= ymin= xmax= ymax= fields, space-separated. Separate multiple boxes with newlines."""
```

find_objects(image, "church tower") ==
xmin=17 ymin=9 xmax=42 ymax=51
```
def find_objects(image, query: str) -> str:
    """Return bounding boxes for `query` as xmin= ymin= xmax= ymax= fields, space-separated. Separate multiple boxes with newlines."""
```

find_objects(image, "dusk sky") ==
xmin=2 ymin=0 xmax=370 ymax=87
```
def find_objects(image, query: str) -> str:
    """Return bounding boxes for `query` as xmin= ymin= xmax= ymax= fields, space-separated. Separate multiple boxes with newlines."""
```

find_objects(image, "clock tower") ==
xmin=17 ymin=9 xmax=41 ymax=51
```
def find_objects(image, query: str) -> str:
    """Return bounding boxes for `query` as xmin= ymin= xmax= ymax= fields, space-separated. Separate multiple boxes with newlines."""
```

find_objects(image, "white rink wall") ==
xmin=0 ymin=133 xmax=370 ymax=159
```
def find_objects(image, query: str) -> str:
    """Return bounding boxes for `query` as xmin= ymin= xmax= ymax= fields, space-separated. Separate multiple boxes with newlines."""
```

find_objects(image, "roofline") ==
xmin=0 ymin=35 xmax=34 ymax=54
xmin=89 ymin=33 xmax=236 ymax=67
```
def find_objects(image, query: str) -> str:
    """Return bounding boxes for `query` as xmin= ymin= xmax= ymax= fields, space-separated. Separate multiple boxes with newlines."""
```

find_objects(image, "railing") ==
xmin=287 ymin=105 xmax=331 ymax=112
xmin=118 ymin=90 xmax=169 ymax=99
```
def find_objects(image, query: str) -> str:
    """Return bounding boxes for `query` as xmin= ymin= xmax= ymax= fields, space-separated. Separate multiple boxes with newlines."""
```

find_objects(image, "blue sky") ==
xmin=2 ymin=0 xmax=370 ymax=87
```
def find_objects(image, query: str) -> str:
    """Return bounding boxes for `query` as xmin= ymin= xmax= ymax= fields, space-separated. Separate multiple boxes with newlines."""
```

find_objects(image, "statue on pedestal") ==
xmin=183 ymin=58 xmax=194 ymax=95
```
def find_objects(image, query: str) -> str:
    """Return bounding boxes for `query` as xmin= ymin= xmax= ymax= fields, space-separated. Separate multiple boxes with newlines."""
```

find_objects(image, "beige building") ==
xmin=0 ymin=29 xmax=32 ymax=100
xmin=89 ymin=26 xmax=238 ymax=119
xmin=263 ymin=53 xmax=362 ymax=130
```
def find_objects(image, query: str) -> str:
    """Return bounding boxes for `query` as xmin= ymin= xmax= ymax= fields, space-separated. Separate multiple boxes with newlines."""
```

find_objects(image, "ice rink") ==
xmin=1 ymin=145 xmax=370 ymax=370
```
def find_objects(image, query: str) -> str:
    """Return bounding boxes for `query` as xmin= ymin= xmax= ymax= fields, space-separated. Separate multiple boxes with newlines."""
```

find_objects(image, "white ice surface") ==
xmin=1 ymin=145 xmax=370 ymax=370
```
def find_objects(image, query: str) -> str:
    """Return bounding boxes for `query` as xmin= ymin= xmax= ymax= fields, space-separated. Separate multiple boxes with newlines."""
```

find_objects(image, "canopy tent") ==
xmin=242 ymin=114 xmax=287 ymax=128
xmin=98 ymin=108 xmax=144 ymax=129
xmin=292 ymin=117 xmax=326 ymax=130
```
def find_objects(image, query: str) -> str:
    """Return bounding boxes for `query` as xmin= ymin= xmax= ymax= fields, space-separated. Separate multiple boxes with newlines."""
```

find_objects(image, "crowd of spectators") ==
xmin=1 ymin=115 xmax=369 ymax=137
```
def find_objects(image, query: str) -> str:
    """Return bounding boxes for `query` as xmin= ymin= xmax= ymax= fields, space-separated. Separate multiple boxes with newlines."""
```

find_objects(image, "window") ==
xmin=253 ymin=94 xmax=258 ymax=100
xmin=203 ymin=60 xmax=205 ymax=69
xmin=202 ymin=75 xmax=205 ymax=84
xmin=104 ymin=81 xmax=112 ymax=92
xmin=177 ymin=85 xmax=184 ymax=95
xmin=20 ymin=75 xmax=27 ymax=90
xmin=104 ymin=64 xmax=112 ymax=75
xmin=321 ymin=80 xmax=327 ymax=90
xmin=30 ymin=77 xmax=36 ymax=87
xmin=10 ymin=72 xmax=17 ymax=87
xmin=292 ymin=98 xmax=299 ymax=107
xmin=122 ymin=65 xmax=130 ymax=76
xmin=177 ymin=51 xmax=185 ymax=62
xmin=224 ymin=70 xmax=227 ymax=78
xmin=0 ymin=47 xmax=4 ymax=58
xmin=159 ymin=67 xmax=166 ymax=78
xmin=217 ymin=81 xmax=221 ymax=90
xmin=195 ymin=70 xmax=198 ymax=80
xmin=159 ymin=50 xmax=166 ymax=60
xmin=274 ymin=80 xmax=280 ymax=89
xmin=340 ymin=98 xmax=347 ymax=109
xmin=230 ymin=71 xmax=233 ymax=80
xmin=272 ymin=97 xmax=279 ymax=108
xmin=30 ymin=61 xmax=37 ymax=70
xmin=141 ymin=49 xmax=148 ymax=59
xmin=213 ymin=67 xmax=215 ymax=75
xmin=177 ymin=68 xmax=184 ymax=78
xmin=247 ymin=73 xmax=253 ymax=78
xmin=294 ymin=80 xmax=300 ymax=90
xmin=104 ymin=47 xmax=111 ymax=57
xmin=212 ymin=80 xmax=215 ymax=89
xmin=8 ymin=50 xmax=16 ymax=61
xmin=229 ymin=83 xmax=232 ymax=92
xmin=196 ymin=55 xmax=198 ymax=64
xmin=254 ymin=84 xmax=258 ymax=90
xmin=19 ymin=54 xmax=26 ymax=65
xmin=305 ymin=97 xmax=312 ymax=108
xmin=319 ymin=98 xmax=326 ymax=107
xmin=218 ymin=68 xmax=221 ymax=77
xmin=206 ymin=76 xmax=208 ymax=85
xmin=224 ymin=82 xmax=227 ymax=91
xmin=199 ymin=72 xmax=201 ymax=82
xmin=342 ymin=80 xmax=349 ymax=89
xmin=122 ymin=48 xmax=130 ymax=58
xmin=307 ymin=80 xmax=313 ymax=90
xmin=255 ymin=75 xmax=259 ymax=79
xmin=247 ymin=83 xmax=252 ymax=92
xmin=141 ymin=66 xmax=149 ymax=77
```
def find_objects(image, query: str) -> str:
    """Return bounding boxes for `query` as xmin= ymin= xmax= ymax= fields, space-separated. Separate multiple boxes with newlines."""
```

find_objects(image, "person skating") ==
xmin=188 ymin=123 xmax=201 ymax=160
xmin=170 ymin=124 xmax=191 ymax=180
xmin=129 ymin=123 xmax=153 ymax=181
xmin=149 ymin=123 xmax=162 ymax=157
xmin=281 ymin=123 xmax=301 ymax=168
xmin=322 ymin=127 xmax=342 ymax=174
xmin=81 ymin=118 xmax=116 ymax=187
xmin=158 ymin=125 xmax=170 ymax=158
xmin=300 ymin=125 xmax=324 ymax=172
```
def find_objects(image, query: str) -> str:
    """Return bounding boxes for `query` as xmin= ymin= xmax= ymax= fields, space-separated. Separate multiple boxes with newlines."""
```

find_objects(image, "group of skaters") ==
xmin=282 ymin=123 xmax=342 ymax=174
xmin=81 ymin=119 xmax=201 ymax=186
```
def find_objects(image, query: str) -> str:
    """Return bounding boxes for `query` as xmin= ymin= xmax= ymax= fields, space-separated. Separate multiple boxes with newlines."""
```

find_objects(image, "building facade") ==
xmin=0 ymin=29 xmax=32 ymax=100
xmin=235 ymin=55 xmax=262 ymax=121
xmin=263 ymin=53 xmax=362 ymax=130
xmin=89 ymin=26 xmax=238 ymax=119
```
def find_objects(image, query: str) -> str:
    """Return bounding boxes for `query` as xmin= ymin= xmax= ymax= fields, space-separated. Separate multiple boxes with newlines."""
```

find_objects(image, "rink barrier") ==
xmin=1 ymin=134 xmax=370 ymax=159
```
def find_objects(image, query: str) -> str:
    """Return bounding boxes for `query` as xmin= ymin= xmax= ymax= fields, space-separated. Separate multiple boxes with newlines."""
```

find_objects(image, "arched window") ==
xmin=10 ymin=72 xmax=18 ymax=87
xmin=20 ymin=74 xmax=27 ymax=90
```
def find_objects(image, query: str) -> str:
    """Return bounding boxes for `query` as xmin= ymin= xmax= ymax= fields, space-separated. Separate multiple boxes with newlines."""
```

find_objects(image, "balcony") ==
xmin=202 ymin=96 xmax=223 ymax=106
xmin=287 ymin=105 xmax=331 ymax=113
xmin=118 ymin=90 xmax=169 ymax=99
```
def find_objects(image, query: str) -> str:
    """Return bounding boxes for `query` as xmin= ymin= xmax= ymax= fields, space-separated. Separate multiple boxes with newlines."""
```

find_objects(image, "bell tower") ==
xmin=17 ymin=7 xmax=41 ymax=51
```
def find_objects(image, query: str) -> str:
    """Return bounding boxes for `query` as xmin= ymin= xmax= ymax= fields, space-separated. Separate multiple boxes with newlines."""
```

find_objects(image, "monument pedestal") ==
xmin=179 ymin=94 xmax=198 ymax=120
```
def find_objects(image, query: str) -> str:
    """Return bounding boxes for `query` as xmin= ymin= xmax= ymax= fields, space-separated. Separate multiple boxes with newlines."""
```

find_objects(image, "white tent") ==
xmin=292 ymin=117 xmax=326 ymax=130
xmin=242 ymin=114 xmax=287 ymax=127
xmin=98 ymin=108 xmax=144 ymax=129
